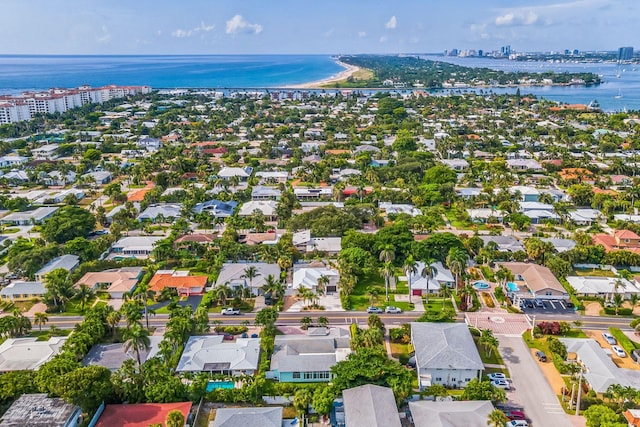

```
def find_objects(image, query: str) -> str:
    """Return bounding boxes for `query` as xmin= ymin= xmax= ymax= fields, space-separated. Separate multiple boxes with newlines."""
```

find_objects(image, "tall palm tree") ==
xmin=439 ymin=283 xmax=452 ymax=310
xmin=34 ymin=312 xmax=48 ymax=332
xmin=242 ymin=266 xmax=260 ymax=293
xmin=460 ymin=282 xmax=477 ymax=310
xmin=380 ymin=261 xmax=395 ymax=303
xmin=316 ymin=275 xmax=330 ymax=297
xmin=107 ymin=310 xmax=122 ymax=336
xmin=446 ymin=247 xmax=468 ymax=293
xmin=123 ymin=323 xmax=151 ymax=366
xmin=76 ymin=284 xmax=95 ymax=312
xmin=404 ymin=256 xmax=418 ymax=305
xmin=486 ymin=409 xmax=508 ymax=427
xmin=214 ymin=283 xmax=233 ymax=306
xmin=420 ymin=259 xmax=438 ymax=305
xmin=379 ymin=245 xmax=396 ymax=263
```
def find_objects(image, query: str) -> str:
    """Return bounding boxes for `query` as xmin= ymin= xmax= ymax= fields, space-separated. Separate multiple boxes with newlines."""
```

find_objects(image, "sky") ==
xmin=0 ymin=0 xmax=637 ymax=55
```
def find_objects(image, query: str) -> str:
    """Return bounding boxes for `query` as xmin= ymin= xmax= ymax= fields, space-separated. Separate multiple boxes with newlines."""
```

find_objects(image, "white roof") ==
xmin=176 ymin=336 xmax=260 ymax=372
xmin=218 ymin=167 xmax=251 ymax=178
xmin=238 ymin=200 xmax=277 ymax=217
xmin=0 ymin=337 xmax=67 ymax=371
xmin=409 ymin=400 xmax=495 ymax=427
xmin=409 ymin=261 xmax=454 ymax=291
xmin=112 ymin=236 xmax=163 ymax=250
xmin=566 ymin=276 xmax=640 ymax=295
xmin=292 ymin=267 xmax=339 ymax=290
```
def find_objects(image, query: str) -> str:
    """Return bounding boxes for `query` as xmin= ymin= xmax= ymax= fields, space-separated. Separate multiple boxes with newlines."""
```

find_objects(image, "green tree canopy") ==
xmin=42 ymin=206 xmax=96 ymax=244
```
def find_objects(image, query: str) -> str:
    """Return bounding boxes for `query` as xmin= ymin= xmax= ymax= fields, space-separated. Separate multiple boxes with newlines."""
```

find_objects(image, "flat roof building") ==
xmin=0 ymin=393 xmax=81 ymax=427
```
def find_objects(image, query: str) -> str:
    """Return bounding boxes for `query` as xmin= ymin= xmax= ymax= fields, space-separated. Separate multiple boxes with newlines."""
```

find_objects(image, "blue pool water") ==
xmin=473 ymin=281 xmax=490 ymax=290
xmin=506 ymin=282 xmax=519 ymax=292
xmin=206 ymin=381 xmax=234 ymax=392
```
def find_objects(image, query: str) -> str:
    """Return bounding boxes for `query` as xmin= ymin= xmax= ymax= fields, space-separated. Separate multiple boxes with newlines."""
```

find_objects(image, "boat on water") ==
xmin=614 ymin=89 xmax=622 ymax=99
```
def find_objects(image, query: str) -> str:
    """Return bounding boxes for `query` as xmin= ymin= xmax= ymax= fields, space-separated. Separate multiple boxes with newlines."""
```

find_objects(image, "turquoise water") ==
xmin=206 ymin=381 xmax=234 ymax=392
xmin=473 ymin=281 xmax=490 ymax=290
xmin=506 ymin=282 xmax=519 ymax=292
xmin=0 ymin=55 xmax=345 ymax=92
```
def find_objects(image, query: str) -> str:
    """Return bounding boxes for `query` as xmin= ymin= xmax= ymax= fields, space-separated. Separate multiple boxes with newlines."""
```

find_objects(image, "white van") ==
xmin=505 ymin=421 xmax=528 ymax=427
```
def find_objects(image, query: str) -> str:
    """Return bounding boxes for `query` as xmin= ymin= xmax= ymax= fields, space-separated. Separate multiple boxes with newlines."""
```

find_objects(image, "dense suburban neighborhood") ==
xmin=1 ymin=84 xmax=640 ymax=427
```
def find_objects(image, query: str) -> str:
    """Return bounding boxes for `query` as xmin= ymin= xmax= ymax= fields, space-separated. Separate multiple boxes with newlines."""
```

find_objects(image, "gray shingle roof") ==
xmin=270 ymin=330 xmax=351 ymax=373
xmin=212 ymin=407 xmax=282 ymax=427
xmin=411 ymin=323 xmax=483 ymax=371
xmin=409 ymin=400 xmax=495 ymax=427
xmin=343 ymin=385 xmax=401 ymax=427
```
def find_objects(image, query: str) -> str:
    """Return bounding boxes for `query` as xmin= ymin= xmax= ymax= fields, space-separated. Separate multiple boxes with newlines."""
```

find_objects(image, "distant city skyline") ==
xmin=0 ymin=0 xmax=637 ymax=55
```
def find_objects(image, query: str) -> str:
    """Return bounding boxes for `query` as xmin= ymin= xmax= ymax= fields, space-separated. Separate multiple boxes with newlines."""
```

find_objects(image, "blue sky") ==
xmin=0 ymin=0 xmax=637 ymax=54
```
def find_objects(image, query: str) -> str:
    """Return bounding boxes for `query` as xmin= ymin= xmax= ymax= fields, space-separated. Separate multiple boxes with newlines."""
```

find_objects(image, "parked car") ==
xmin=385 ymin=306 xmax=402 ymax=314
xmin=503 ymin=409 xmax=526 ymax=421
xmin=534 ymin=299 xmax=544 ymax=308
xmin=612 ymin=345 xmax=627 ymax=358
xmin=366 ymin=306 xmax=383 ymax=314
xmin=221 ymin=308 xmax=240 ymax=315
xmin=602 ymin=332 xmax=617 ymax=345
xmin=223 ymin=333 xmax=234 ymax=341
xmin=488 ymin=373 xmax=508 ymax=381
xmin=491 ymin=379 xmax=511 ymax=390
xmin=524 ymin=300 xmax=534 ymax=309
xmin=566 ymin=301 xmax=574 ymax=308
xmin=505 ymin=421 xmax=528 ymax=427
xmin=535 ymin=350 xmax=547 ymax=362
xmin=632 ymin=349 xmax=640 ymax=363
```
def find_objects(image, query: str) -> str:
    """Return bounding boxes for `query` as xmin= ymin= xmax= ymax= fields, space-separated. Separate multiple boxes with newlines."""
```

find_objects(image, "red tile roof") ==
xmin=148 ymin=273 xmax=208 ymax=293
xmin=96 ymin=402 xmax=192 ymax=427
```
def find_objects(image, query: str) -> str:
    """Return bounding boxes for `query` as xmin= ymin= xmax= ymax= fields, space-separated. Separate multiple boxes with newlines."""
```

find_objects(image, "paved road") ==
xmin=498 ymin=335 xmax=572 ymax=427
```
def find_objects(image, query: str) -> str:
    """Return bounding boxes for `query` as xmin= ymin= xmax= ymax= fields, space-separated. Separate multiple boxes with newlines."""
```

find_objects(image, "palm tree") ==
xmin=76 ymin=284 xmax=95 ymax=312
xmin=479 ymin=329 xmax=499 ymax=357
xmin=379 ymin=245 xmax=396 ymax=263
xmin=165 ymin=409 xmax=186 ymax=427
xmin=612 ymin=293 xmax=624 ymax=316
xmin=404 ymin=256 xmax=418 ymax=305
xmin=317 ymin=316 xmax=329 ymax=327
xmin=242 ymin=266 xmax=260 ymax=293
xmin=123 ymin=323 xmax=151 ymax=366
xmin=367 ymin=287 xmax=380 ymax=305
xmin=34 ymin=312 xmax=48 ymax=332
xmin=420 ymin=259 xmax=438 ymax=305
xmin=486 ymin=409 xmax=508 ymax=427
xmin=300 ymin=316 xmax=313 ymax=330
xmin=446 ymin=247 xmax=468 ymax=293
xmin=214 ymin=283 xmax=233 ymax=306
xmin=316 ymin=275 xmax=330 ymax=297
xmin=439 ymin=283 xmax=452 ymax=310
xmin=380 ymin=261 xmax=395 ymax=303
xmin=134 ymin=282 xmax=155 ymax=329
xmin=107 ymin=310 xmax=122 ymax=336
xmin=460 ymin=282 xmax=477 ymax=310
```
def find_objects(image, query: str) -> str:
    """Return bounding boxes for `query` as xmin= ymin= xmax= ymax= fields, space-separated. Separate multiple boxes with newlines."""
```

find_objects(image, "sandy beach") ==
xmin=285 ymin=60 xmax=361 ymax=89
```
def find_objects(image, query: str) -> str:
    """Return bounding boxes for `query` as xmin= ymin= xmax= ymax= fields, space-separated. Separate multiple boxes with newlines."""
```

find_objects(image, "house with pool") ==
xmin=267 ymin=327 xmax=351 ymax=382
xmin=498 ymin=262 xmax=569 ymax=306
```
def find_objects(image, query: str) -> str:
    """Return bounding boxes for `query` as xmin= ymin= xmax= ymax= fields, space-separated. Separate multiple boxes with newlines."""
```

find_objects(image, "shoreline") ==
xmin=284 ymin=60 xmax=360 ymax=89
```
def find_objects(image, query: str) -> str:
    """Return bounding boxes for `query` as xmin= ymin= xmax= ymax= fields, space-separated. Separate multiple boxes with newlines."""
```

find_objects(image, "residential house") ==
xmin=268 ymin=327 xmax=351 ymax=382
xmin=217 ymin=166 xmax=252 ymax=181
xmin=379 ymin=202 xmax=422 ymax=217
xmin=293 ymin=187 xmax=333 ymax=200
xmin=43 ymin=171 xmax=76 ymax=187
xmin=342 ymin=385 xmax=401 ymax=427
xmin=409 ymin=401 xmax=495 ymax=427
xmin=31 ymin=144 xmax=60 ymax=160
xmin=540 ymin=238 xmax=577 ymax=253
xmin=0 ymin=155 xmax=27 ymax=168
xmin=148 ymin=270 xmax=207 ymax=296
xmin=353 ymin=144 xmax=380 ymax=155
xmin=408 ymin=261 xmax=455 ymax=296
xmin=593 ymin=230 xmax=640 ymax=254
xmin=0 ymin=281 xmax=45 ymax=303
xmin=624 ymin=409 xmax=640 ymax=427
xmin=0 ymin=337 xmax=67 ymax=372
xmin=292 ymin=230 xmax=342 ymax=255
xmin=109 ymin=236 xmax=163 ymax=259
xmin=82 ymin=338 xmax=162 ymax=371
xmin=566 ymin=276 xmax=640 ymax=299
xmin=255 ymin=171 xmax=289 ymax=184
xmin=569 ymin=208 xmax=602 ymax=226
xmin=292 ymin=265 xmax=340 ymax=293
xmin=506 ymin=158 xmax=543 ymax=171
xmin=480 ymin=236 xmax=524 ymax=253
xmin=411 ymin=322 xmax=483 ymax=389
xmin=251 ymin=186 xmax=281 ymax=201
xmin=215 ymin=262 xmax=280 ymax=295
xmin=137 ymin=136 xmax=161 ymax=152
xmin=0 ymin=393 xmax=81 ymax=427
xmin=193 ymin=199 xmax=238 ymax=217
xmin=238 ymin=200 xmax=278 ymax=221
xmin=3 ymin=170 xmax=29 ymax=184
xmin=441 ymin=159 xmax=469 ymax=171
xmin=93 ymin=402 xmax=192 ymax=427
xmin=35 ymin=254 xmax=80 ymax=282
xmin=560 ymin=338 xmax=640 ymax=393
xmin=81 ymin=171 xmax=112 ymax=185
xmin=499 ymin=262 xmax=570 ymax=304
xmin=467 ymin=208 xmax=505 ymax=224
xmin=520 ymin=201 xmax=559 ymax=224
xmin=212 ymin=407 xmax=283 ymax=427
xmin=137 ymin=203 xmax=182 ymax=222
xmin=74 ymin=267 xmax=143 ymax=299
xmin=176 ymin=336 xmax=260 ymax=375
xmin=0 ymin=206 xmax=59 ymax=225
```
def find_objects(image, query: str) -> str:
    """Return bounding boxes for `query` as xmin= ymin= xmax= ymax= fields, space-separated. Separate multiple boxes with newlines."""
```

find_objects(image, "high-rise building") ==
xmin=572 ymin=49 xmax=579 ymax=55
xmin=564 ymin=49 xmax=570 ymax=55
xmin=478 ymin=50 xmax=483 ymax=57
xmin=618 ymin=46 xmax=634 ymax=61
xmin=501 ymin=45 xmax=511 ymax=56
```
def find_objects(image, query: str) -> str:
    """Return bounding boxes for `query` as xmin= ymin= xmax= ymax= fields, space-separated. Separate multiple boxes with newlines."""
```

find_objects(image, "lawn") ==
xmin=473 ymin=336 xmax=505 ymax=366
xmin=349 ymin=272 xmax=387 ymax=310
xmin=571 ymin=268 xmax=616 ymax=278
xmin=390 ymin=342 xmax=412 ymax=365
xmin=28 ymin=329 xmax=71 ymax=340
xmin=423 ymin=298 xmax=454 ymax=312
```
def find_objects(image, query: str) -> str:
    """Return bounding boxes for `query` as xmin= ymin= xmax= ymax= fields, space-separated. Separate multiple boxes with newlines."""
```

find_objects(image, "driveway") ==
xmin=498 ymin=335 xmax=572 ymax=427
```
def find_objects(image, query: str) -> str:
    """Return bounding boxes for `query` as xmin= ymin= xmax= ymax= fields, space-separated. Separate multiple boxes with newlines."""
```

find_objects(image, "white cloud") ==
xmin=495 ymin=10 xmax=538 ymax=26
xmin=226 ymin=15 xmax=263 ymax=35
xmin=379 ymin=36 xmax=388 ymax=43
xmin=385 ymin=15 xmax=397 ymax=29
xmin=358 ymin=31 xmax=367 ymax=38
xmin=96 ymin=25 xmax=111 ymax=44
xmin=171 ymin=21 xmax=215 ymax=38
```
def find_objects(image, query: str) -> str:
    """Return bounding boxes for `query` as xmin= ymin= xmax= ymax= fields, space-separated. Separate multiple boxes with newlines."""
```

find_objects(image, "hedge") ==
xmin=609 ymin=327 xmax=639 ymax=355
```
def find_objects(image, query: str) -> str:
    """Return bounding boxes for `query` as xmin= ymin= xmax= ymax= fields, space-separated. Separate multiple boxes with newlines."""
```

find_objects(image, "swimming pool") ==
xmin=506 ymin=282 xmax=519 ymax=292
xmin=206 ymin=381 xmax=235 ymax=392
xmin=473 ymin=281 xmax=490 ymax=290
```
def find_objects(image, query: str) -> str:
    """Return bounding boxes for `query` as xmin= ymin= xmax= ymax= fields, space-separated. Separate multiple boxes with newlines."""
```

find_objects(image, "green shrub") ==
xmin=609 ymin=327 xmax=639 ymax=354
xmin=214 ymin=325 xmax=248 ymax=335
xmin=552 ymin=353 xmax=572 ymax=374
xmin=603 ymin=307 xmax=633 ymax=316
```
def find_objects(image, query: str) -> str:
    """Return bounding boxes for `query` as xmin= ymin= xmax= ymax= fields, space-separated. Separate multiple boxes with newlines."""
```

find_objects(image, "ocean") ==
xmin=0 ymin=54 xmax=638 ymax=111
xmin=0 ymin=55 xmax=345 ymax=93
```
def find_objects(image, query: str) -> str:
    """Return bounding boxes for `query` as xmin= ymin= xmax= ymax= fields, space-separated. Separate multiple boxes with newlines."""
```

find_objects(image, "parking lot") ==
xmin=519 ymin=298 xmax=577 ymax=315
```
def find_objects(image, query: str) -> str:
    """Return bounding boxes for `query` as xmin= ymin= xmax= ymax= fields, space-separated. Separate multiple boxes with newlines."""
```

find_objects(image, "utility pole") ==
xmin=575 ymin=369 xmax=584 ymax=416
